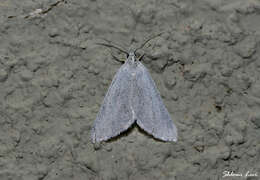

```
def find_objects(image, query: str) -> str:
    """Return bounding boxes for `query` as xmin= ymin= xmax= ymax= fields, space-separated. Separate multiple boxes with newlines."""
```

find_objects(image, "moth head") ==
xmin=127 ymin=51 xmax=136 ymax=62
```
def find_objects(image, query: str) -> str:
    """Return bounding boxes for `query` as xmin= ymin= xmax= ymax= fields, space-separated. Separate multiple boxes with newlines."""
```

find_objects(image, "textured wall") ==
xmin=0 ymin=0 xmax=260 ymax=179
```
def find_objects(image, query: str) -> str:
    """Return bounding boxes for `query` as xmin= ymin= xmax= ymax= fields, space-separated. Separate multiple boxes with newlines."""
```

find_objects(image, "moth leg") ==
xmin=138 ymin=53 xmax=145 ymax=62
xmin=110 ymin=51 xmax=125 ymax=64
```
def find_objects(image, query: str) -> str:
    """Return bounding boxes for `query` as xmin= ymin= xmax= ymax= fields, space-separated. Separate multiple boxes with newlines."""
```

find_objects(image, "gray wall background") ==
xmin=0 ymin=0 xmax=259 ymax=179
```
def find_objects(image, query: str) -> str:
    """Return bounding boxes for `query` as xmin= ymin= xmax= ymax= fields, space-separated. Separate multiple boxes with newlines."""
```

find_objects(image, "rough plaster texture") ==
xmin=0 ymin=0 xmax=260 ymax=179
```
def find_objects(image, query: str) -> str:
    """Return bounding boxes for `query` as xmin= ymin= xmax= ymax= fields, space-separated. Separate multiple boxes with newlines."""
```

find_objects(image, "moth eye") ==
xmin=126 ymin=54 xmax=129 ymax=58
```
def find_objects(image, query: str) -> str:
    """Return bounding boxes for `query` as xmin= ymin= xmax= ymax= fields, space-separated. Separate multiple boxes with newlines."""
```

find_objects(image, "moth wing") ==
xmin=133 ymin=63 xmax=178 ymax=142
xmin=92 ymin=64 xmax=135 ymax=143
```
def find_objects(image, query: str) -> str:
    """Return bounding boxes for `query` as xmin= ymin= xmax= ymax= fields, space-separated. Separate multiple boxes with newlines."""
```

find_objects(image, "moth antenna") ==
xmin=96 ymin=38 xmax=128 ymax=56
xmin=134 ymin=32 xmax=164 ymax=54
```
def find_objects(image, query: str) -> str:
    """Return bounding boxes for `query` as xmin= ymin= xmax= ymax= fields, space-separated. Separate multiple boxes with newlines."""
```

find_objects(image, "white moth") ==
xmin=92 ymin=36 xmax=177 ymax=143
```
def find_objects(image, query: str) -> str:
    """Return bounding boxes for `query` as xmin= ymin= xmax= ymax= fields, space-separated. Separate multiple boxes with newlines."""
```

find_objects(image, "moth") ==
xmin=91 ymin=34 xmax=178 ymax=143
